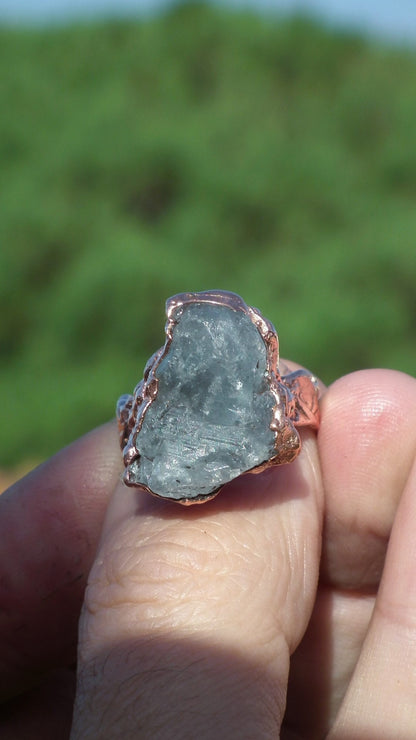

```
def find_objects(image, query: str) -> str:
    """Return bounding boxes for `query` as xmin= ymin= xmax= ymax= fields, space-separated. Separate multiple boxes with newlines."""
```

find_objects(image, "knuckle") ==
xmin=81 ymin=522 xmax=230 ymax=631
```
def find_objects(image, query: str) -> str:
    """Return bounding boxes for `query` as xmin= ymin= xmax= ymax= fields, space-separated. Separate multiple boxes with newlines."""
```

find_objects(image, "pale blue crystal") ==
xmin=128 ymin=302 xmax=277 ymax=500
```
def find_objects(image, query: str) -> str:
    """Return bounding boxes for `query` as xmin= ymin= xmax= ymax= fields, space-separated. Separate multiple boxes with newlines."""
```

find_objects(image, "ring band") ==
xmin=117 ymin=290 xmax=320 ymax=505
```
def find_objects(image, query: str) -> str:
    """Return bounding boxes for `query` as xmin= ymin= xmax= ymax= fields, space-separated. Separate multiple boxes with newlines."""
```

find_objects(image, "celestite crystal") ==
xmin=127 ymin=302 xmax=278 ymax=500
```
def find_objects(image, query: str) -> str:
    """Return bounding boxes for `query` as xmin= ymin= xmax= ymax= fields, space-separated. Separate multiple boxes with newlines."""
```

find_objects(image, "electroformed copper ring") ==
xmin=117 ymin=290 xmax=320 ymax=505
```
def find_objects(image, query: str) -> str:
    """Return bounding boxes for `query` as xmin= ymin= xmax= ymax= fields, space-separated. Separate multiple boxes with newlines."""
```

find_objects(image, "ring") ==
xmin=117 ymin=290 xmax=320 ymax=505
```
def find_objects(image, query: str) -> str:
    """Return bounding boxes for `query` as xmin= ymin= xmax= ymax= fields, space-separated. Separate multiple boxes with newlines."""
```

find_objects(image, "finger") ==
xmin=329 ymin=453 xmax=416 ymax=738
xmin=284 ymin=370 xmax=416 ymax=738
xmin=0 ymin=421 xmax=122 ymax=700
xmin=72 ymin=431 xmax=323 ymax=738
xmin=320 ymin=369 xmax=416 ymax=589
xmin=284 ymin=585 xmax=375 ymax=739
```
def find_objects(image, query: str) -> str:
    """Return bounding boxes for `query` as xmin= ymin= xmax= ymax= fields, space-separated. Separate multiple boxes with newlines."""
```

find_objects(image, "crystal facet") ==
xmin=127 ymin=302 xmax=278 ymax=501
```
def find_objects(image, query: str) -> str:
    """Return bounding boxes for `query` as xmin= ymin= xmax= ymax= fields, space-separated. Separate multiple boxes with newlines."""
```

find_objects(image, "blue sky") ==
xmin=0 ymin=0 xmax=415 ymax=45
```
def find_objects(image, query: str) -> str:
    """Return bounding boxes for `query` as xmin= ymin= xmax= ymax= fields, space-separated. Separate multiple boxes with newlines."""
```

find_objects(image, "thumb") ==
xmin=71 ymin=432 xmax=322 ymax=739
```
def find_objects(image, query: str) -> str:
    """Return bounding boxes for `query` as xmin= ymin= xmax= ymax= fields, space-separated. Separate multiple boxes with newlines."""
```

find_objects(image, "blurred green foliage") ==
xmin=1 ymin=3 xmax=415 ymax=465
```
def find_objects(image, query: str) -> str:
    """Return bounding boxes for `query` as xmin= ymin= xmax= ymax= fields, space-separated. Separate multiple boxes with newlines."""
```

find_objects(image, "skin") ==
xmin=0 ymin=368 xmax=416 ymax=738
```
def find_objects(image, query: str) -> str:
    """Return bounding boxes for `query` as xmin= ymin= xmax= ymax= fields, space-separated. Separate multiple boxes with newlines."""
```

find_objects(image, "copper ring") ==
xmin=117 ymin=290 xmax=320 ymax=505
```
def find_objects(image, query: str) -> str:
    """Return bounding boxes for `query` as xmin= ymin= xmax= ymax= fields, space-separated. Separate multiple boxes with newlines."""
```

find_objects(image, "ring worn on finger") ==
xmin=117 ymin=290 xmax=320 ymax=505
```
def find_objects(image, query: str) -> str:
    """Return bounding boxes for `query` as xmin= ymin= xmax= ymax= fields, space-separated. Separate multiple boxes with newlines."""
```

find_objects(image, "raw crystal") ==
xmin=127 ymin=302 xmax=277 ymax=500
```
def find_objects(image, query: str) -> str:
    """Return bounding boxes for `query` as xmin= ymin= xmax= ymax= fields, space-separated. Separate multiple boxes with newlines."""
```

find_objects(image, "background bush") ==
xmin=1 ymin=3 xmax=415 ymax=465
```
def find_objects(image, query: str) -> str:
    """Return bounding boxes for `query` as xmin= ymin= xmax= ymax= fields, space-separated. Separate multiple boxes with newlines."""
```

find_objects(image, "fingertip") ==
xmin=321 ymin=368 xmax=416 ymax=431
xmin=318 ymin=369 xmax=416 ymax=589
xmin=319 ymin=369 xmax=416 ymax=499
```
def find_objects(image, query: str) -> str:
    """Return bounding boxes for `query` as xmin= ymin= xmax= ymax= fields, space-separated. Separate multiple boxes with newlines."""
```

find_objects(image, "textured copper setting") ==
xmin=117 ymin=290 xmax=320 ymax=504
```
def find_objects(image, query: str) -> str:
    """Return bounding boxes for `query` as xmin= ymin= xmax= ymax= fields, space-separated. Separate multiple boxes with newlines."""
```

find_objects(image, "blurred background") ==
xmin=1 ymin=0 xmax=415 ymax=483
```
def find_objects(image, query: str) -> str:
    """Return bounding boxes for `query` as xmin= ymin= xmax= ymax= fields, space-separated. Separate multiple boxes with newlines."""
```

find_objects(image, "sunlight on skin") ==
xmin=1 ymin=370 xmax=416 ymax=738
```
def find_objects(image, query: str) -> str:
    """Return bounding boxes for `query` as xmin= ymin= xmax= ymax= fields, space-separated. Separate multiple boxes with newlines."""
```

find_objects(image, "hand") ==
xmin=1 ymin=369 xmax=415 ymax=739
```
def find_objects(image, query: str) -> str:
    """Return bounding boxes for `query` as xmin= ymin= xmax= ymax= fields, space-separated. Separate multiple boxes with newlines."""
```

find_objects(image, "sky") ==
xmin=0 ymin=0 xmax=415 ymax=45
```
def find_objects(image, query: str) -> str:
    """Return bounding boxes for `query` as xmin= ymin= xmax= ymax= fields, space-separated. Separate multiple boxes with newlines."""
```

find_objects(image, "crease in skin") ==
xmin=83 ymin=535 xmax=275 ymax=637
xmin=301 ymin=538 xmax=311 ymax=605
xmin=301 ymin=435 xmax=324 ymax=504
xmin=85 ymin=555 xmax=280 ymax=639
xmin=100 ymin=534 xmax=240 ymax=593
